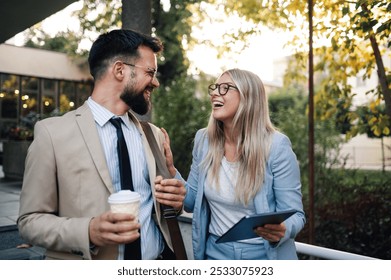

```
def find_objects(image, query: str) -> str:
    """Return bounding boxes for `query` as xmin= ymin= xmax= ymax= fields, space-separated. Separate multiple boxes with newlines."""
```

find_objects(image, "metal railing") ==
xmin=179 ymin=217 xmax=381 ymax=260
xmin=295 ymin=242 xmax=379 ymax=260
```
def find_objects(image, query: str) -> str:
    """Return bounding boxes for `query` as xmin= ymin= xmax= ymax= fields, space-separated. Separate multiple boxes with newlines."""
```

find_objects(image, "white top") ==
xmin=204 ymin=157 xmax=263 ymax=244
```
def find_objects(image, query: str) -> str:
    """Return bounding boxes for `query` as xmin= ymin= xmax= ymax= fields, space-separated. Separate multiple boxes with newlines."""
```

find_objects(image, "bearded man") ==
xmin=18 ymin=29 xmax=186 ymax=260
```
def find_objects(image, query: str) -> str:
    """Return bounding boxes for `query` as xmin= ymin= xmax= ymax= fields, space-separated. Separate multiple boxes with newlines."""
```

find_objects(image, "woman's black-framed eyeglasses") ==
xmin=208 ymin=83 xmax=238 ymax=96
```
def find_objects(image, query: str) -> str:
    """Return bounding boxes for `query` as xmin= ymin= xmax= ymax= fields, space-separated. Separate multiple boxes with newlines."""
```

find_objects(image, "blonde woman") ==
xmin=161 ymin=68 xmax=305 ymax=260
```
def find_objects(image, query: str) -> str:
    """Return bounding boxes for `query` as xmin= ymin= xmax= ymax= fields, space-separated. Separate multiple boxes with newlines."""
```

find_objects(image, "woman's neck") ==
xmin=223 ymin=128 xmax=239 ymax=162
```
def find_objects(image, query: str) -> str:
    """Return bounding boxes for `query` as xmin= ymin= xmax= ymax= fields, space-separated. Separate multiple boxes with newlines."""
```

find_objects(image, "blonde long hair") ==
xmin=203 ymin=68 xmax=276 ymax=205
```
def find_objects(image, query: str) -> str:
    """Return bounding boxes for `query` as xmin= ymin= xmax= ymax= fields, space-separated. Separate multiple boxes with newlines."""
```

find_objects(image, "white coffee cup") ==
xmin=108 ymin=190 xmax=141 ymax=235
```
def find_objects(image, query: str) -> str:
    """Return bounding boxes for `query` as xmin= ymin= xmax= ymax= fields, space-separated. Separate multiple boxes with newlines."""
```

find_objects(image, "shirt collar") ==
xmin=87 ymin=97 xmax=131 ymax=130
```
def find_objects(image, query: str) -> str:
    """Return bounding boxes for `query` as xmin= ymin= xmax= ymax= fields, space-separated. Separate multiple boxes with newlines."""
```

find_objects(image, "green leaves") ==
xmin=152 ymin=74 xmax=211 ymax=177
xmin=357 ymin=102 xmax=391 ymax=138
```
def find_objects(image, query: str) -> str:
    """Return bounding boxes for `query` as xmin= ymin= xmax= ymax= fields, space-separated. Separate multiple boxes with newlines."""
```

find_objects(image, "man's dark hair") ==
xmin=88 ymin=29 xmax=163 ymax=80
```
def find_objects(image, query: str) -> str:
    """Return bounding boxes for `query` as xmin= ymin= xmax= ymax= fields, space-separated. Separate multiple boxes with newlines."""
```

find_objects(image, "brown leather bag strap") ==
xmin=140 ymin=121 xmax=188 ymax=260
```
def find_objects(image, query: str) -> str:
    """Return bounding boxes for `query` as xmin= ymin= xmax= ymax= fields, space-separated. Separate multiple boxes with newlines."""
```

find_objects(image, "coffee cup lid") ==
xmin=108 ymin=190 xmax=140 ymax=204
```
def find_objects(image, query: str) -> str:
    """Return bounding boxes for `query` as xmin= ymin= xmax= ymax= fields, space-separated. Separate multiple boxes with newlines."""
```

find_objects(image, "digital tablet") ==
xmin=215 ymin=209 xmax=297 ymax=243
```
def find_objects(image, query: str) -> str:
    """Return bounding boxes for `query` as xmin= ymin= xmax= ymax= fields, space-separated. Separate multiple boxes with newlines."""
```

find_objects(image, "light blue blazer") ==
xmin=183 ymin=128 xmax=306 ymax=260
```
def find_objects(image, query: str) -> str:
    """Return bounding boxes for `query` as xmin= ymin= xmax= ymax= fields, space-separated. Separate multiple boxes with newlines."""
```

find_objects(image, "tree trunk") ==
xmin=121 ymin=0 xmax=152 ymax=122
xmin=121 ymin=0 xmax=152 ymax=35
xmin=368 ymin=34 xmax=391 ymax=122
xmin=361 ymin=4 xmax=391 ymax=123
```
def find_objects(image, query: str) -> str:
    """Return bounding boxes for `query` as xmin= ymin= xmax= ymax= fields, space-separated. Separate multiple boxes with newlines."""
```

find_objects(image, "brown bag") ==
xmin=140 ymin=122 xmax=188 ymax=260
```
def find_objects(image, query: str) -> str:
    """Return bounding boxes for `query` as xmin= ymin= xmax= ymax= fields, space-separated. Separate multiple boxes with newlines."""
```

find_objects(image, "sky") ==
xmin=7 ymin=1 xmax=291 ymax=82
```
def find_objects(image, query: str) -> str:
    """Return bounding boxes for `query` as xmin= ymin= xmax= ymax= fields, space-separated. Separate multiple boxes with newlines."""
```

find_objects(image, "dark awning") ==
xmin=0 ymin=0 xmax=78 ymax=43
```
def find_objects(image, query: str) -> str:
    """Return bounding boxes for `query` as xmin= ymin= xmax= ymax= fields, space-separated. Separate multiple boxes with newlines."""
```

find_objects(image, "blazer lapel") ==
xmin=128 ymin=112 xmax=161 ymax=220
xmin=128 ymin=112 xmax=174 ymax=249
xmin=127 ymin=112 xmax=157 ymax=183
xmin=75 ymin=102 xmax=114 ymax=193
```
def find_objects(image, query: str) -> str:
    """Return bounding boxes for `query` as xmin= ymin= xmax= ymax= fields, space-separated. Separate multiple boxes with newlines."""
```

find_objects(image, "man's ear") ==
xmin=113 ymin=61 xmax=125 ymax=80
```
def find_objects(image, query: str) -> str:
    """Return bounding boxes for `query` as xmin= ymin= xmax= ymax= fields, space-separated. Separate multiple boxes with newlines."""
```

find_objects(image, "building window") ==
xmin=21 ymin=77 xmax=39 ymax=118
xmin=76 ymin=82 xmax=91 ymax=107
xmin=42 ymin=79 xmax=57 ymax=117
xmin=0 ymin=74 xmax=19 ymax=119
xmin=0 ymin=74 xmax=20 ymax=138
xmin=60 ymin=81 xmax=76 ymax=114
xmin=0 ymin=74 xmax=91 ymax=140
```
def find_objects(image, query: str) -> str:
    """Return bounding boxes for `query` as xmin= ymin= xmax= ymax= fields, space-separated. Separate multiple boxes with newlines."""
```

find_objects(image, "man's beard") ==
xmin=120 ymin=85 xmax=151 ymax=115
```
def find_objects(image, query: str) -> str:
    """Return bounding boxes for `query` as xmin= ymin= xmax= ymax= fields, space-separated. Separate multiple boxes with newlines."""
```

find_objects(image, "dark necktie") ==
xmin=109 ymin=117 xmax=141 ymax=260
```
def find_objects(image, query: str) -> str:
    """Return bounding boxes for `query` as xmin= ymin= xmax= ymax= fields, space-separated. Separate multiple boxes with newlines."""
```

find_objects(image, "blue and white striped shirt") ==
xmin=87 ymin=97 xmax=163 ymax=260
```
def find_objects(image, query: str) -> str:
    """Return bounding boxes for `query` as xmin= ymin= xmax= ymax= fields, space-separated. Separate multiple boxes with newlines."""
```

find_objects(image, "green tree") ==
xmin=75 ymin=0 xmax=194 ymax=83
xmin=153 ymin=74 xmax=211 ymax=176
xmin=357 ymin=103 xmax=391 ymax=172
xmin=205 ymin=0 xmax=391 ymax=138
xmin=24 ymin=28 xmax=82 ymax=56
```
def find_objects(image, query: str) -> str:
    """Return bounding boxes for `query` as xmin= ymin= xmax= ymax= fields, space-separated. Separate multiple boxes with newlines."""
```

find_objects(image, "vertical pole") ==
xmin=121 ymin=0 xmax=153 ymax=122
xmin=308 ymin=0 xmax=315 ymax=245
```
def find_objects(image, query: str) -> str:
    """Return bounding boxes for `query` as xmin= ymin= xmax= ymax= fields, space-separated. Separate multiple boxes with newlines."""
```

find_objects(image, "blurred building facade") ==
xmin=0 ymin=44 xmax=92 ymax=140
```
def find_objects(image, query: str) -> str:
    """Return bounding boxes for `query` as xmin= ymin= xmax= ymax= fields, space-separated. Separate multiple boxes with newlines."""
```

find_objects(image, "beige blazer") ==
xmin=18 ymin=102 xmax=173 ymax=259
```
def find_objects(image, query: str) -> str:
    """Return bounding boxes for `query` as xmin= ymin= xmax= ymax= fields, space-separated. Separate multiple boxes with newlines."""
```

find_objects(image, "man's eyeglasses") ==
xmin=122 ymin=62 xmax=157 ymax=79
xmin=208 ymin=83 xmax=239 ymax=96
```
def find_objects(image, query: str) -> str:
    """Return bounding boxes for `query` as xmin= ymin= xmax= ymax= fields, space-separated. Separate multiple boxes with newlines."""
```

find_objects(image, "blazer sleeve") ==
xmin=18 ymin=120 xmax=93 ymax=259
xmin=184 ymin=129 xmax=207 ymax=212
xmin=269 ymin=133 xmax=306 ymax=244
